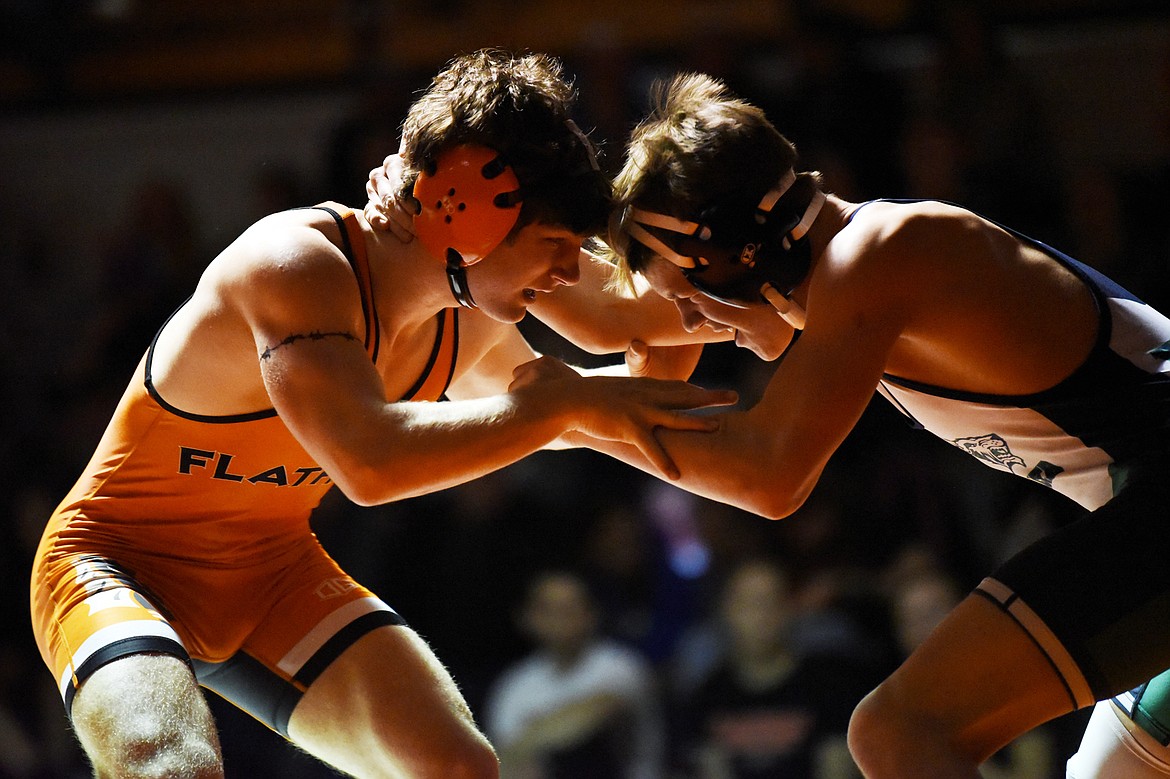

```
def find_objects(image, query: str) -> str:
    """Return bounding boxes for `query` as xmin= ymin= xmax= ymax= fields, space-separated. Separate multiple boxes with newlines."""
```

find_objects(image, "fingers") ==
xmin=695 ymin=387 xmax=738 ymax=408
xmin=363 ymin=165 xmax=418 ymax=242
xmin=632 ymin=430 xmax=680 ymax=480
xmin=625 ymin=340 xmax=649 ymax=377
xmin=652 ymin=410 xmax=721 ymax=433
xmin=659 ymin=385 xmax=737 ymax=410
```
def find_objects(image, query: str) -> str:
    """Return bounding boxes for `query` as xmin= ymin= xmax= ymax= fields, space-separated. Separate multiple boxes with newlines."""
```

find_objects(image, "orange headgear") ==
xmin=412 ymin=145 xmax=523 ymax=308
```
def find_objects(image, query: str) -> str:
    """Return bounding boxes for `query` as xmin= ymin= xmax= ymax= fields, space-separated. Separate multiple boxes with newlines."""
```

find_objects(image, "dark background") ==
xmin=2 ymin=0 xmax=1169 ymax=775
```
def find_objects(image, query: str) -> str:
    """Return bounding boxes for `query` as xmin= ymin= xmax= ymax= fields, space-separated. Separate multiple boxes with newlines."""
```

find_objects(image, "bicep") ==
xmin=230 ymin=233 xmax=391 ymax=471
xmin=259 ymin=330 xmax=389 ymax=461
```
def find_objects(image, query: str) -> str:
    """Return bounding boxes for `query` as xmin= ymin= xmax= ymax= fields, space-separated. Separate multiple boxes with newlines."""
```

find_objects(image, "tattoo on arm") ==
xmin=260 ymin=330 xmax=360 ymax=360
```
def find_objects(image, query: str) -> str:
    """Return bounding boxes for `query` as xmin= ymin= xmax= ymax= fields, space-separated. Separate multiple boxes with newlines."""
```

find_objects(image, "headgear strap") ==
xmin=625 ymin=169 xmax=804 ymax=271
xmin=623 ymin=170 xmax=823 ymax=328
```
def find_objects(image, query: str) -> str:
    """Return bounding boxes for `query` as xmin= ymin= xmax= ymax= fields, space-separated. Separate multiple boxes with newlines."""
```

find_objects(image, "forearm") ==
xmin=565 ymin=417 xmax=814 ymax=519
xmin=324 ymin=392 xmax=568 ymax=506
xmin=531 ymin=253 xmax=729 ymax=354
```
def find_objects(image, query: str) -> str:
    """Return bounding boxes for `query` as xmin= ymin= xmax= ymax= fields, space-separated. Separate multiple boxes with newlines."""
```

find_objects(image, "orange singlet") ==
xmin=30 ymin=205 xmax=458 ymax=735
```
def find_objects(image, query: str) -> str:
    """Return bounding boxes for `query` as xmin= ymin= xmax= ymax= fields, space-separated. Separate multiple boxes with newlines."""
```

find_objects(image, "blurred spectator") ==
xmin=485 ymin=569 xmax=665 ymax=779
xmin=883 ymin=547 xmax=963 ymax=657
xmin=671 ymin=558 xmax=871 ymax=779
xmin=580 ymin=501 xmax=703 ymax=664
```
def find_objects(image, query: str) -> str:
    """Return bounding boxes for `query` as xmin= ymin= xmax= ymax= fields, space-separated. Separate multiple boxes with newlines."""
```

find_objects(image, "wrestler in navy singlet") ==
xmin=849 ymin=201 xmax=1170 ymax=708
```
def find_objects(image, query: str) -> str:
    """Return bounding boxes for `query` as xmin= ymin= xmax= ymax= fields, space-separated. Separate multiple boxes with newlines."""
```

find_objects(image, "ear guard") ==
xmin=413 ymin=145 xmax=523 ymax=308
xmin=624 ymin=170 xmax=824 ymax=329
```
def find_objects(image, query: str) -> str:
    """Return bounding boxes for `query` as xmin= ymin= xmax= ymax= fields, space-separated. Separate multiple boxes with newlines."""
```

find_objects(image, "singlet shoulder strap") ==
xmin=402 ymin=308 xmax=460 ymax=402
xmin=309 ymin=203 xmax=457 ymax=402
xmin=311 ymin=202 xmax=381 ymax=362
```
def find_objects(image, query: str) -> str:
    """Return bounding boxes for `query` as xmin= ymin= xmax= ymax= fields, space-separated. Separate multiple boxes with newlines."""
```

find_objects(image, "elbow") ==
xmin=754 ymin=491 xmax=808 ymax=521
xmin=333 ymin=476 xmax=387 ymax=507
xmin=328 ymin=457 xmax=400 ymax=507
xmin=741 ymin=485 xmax=804 ymax=521
xmin=726 ymin=451 xmax=818 ymax=520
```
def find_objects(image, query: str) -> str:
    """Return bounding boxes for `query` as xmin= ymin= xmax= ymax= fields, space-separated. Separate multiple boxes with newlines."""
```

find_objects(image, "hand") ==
xmin=625 ymin=339 xmax=704 ymax=380
xmin=363 ymin=153 xmax=418 ymax=243
xmin=510 ymin=356 xmax=738 ymax=479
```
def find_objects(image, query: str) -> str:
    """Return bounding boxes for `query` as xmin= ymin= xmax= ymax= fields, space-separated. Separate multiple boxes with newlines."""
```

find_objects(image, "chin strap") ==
xmin=445 ymin=249 xmax=477 ymax=309
xmin=781 ymin=189 xmax=825 ymax=251
xmin=760 ymin=284 xmax=806 ymax=330
xmin=759 ymin=188 xmax=825 ymax=330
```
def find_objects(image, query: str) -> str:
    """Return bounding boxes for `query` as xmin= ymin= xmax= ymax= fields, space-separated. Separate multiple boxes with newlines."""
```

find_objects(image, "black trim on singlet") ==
xmin=401 ymin=307 xmax=460 ymax=401
xmin=144 ymin=300 xmax=280 ymax=423
xmin=193 ymin=653 xmax=305 ymax=739
xmin=442 ymin=308 xmax=459 ymax=398
xmin=971 ymin=588 xmax=1081 ymax=710
xmin=143 ymin=206 xmax=456 ymax=421
xmin=192 ymin=609 xmax=406 ymax=738
xmin=313 ymin=205 xmax=381 ymax=362
xmin=852 ymin=198 xmax=1115 ymax=407
xmin=315 ymin=203 xmax=458 ymax=402
xmin=292 ymin=610 xmax=404 ymax=689
xmin=65 ymin=635 xmax=192 ymax=717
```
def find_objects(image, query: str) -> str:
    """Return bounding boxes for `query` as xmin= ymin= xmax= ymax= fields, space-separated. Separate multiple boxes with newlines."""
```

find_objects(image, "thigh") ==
xmin=31 ymin=553 xmax=190 ymax=714
xmin=287 ymin=624 xmax=495 ymax=778
xmin=877 ymin=593 xmax=1078 ymax=760
xmin=195 ymin=539 xmax=404 ymax=737
xmin=991 ymin=478 xmax=1170 ymax=699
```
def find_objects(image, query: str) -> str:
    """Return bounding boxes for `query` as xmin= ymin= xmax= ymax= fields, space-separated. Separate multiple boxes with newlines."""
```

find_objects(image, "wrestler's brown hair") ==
xmin=400 ymin=49 xmax=610 ymax=239
xmin=604 ymin=73 xmax=820 ymax=290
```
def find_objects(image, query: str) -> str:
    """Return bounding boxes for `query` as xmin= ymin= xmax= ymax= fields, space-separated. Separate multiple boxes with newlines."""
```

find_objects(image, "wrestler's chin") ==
xmin=477 ymin=298 xmax=528 ymax=325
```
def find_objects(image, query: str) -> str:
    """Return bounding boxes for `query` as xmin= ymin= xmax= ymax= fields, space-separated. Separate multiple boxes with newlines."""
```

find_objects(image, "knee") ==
xmin=82 ymin=723 xmax=222 ymax=779
xmin=118 ymin=734 xmax=222 ymax=779
xmin=75 ymin=690 xmax=223 ymax=778
xmin=849 ymin=681 xmax=988 ymax=777
xmin=73 ymin=654 xmax=223 ymax=778
xmin=848 ymin=683 xmax=932 ymax=775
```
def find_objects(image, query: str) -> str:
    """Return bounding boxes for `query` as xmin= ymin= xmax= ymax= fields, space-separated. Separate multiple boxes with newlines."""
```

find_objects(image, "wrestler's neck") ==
xmin=359 ymin=216 xmax=466 ymax=324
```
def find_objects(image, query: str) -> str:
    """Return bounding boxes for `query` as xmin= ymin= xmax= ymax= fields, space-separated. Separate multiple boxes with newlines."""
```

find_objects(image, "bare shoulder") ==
xmin=821 ymin=200 xmax=995 ymax=294
xmin=150 ymin=208 xmax=369 ymax=411
xmin=211 ymin=210 xmax=350 ymax=289
xmin=833 ymin=200 xmax=982 ymax=261
xmin=204 ymin=209 xmax=363 ymax=331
